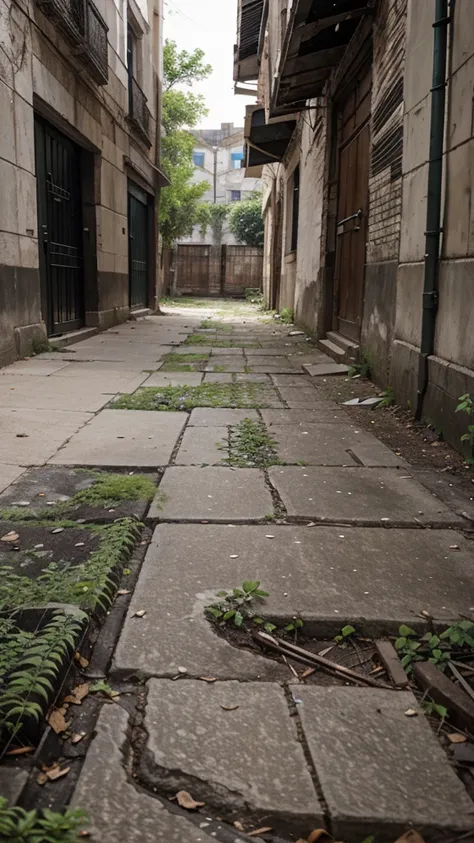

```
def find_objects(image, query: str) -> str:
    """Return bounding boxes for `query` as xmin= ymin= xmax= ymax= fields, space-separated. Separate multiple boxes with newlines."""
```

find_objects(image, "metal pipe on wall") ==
xmin=416 ymin=0 xmax=450 ymax=420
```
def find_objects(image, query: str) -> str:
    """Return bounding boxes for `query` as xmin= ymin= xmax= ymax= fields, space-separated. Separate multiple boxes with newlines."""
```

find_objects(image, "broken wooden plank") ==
xmin=254 ymin=631 xmax=393 ymax=689
xmin=375 ymin=639 xmax=410 ymax=688
xmin=413 ymin=661 xmax=474 ymax=733
xmin=448 ymin=662 xmax=474 ymax=703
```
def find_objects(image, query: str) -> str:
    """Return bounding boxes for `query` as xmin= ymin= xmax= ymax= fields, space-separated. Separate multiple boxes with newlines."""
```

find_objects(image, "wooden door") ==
xmin=223 ymin=246 xmax=263 ymax=297
xmin=334 ymin=68 xmax=371 ymax=341
xmin=175 ymin=245 xmax=210 ymax=295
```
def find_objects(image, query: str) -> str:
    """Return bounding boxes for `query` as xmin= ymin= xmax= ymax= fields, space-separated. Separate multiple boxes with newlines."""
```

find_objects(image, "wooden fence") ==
xmin=167 ymin=244 xmax=263 ymax=297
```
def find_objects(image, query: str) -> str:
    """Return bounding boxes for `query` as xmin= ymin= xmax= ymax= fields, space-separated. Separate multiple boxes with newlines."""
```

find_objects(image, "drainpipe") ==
xmin=415 ymin=0 xmax=450 ymax=420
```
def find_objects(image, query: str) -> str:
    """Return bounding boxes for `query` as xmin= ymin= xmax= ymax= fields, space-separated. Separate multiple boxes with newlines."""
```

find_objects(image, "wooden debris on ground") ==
xmin=375 ymin=639 xmax=410 ymax=688
xmin=253 ymin=631 xmax=393 ymax=689
xmin=413 ymin=661 xmax=474 ymax=732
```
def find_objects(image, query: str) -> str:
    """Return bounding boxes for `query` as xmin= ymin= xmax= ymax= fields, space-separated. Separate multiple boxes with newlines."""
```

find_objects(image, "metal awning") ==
xmin=271 ymin=0 xmax=371 ymax=115
xmin=234 ymin=0 xmax=267 ymax=82
xmin=244 ymin=106 xmax=297 ymax=168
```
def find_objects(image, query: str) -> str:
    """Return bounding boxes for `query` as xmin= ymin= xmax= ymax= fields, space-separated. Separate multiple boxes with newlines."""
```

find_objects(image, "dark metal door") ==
xmin=35 ymin=118 xmax=84 ymax=336
xmin=128 ymin=183 xmax=149 ymax=309
xmin=334 ymin=67 xmax=371 ymax=342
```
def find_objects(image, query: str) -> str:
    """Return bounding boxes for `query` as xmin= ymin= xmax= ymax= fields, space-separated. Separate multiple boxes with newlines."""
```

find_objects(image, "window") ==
xmin=193 ymin=152 xmax=205 ymax=168
xmin=291 ymin=165 xmax=300 ymax=252
xmin=231 ymin=190 xmax=241 ymax=202
xmin=231 ymin=151 xmax=244 ymax=170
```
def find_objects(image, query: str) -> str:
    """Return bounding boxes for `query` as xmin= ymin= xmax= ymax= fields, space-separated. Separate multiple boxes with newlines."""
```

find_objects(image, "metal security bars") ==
xmin=36 ymin=0 xmax=108 ymax=85
xmin=128 ymin=77 xmax=152 ymax=146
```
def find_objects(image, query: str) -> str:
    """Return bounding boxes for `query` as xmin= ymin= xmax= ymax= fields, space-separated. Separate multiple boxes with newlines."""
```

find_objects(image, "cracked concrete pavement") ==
xmin=1 ymin=300 xmax=474 ymax=842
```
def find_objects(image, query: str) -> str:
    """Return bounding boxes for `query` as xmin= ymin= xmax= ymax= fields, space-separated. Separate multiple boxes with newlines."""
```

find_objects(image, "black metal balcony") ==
xmin=128 ymin=76 xmax=152 ymax=146
xmin=36 ymin=0 xmax=108 ymax=86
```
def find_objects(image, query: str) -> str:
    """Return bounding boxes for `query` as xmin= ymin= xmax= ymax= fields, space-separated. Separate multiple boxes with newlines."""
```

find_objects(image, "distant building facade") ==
xmin=179 ymin=123 xmax=262 ymax=246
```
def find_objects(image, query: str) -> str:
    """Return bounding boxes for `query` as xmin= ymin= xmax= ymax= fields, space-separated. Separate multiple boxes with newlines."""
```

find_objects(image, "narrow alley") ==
xmin=0 ymin=299 xmax=473 ymax=842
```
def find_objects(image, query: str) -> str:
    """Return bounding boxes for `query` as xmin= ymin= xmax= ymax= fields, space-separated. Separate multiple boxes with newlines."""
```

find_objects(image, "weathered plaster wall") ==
xmin=0 ymin=0 xmax=161 ymax=364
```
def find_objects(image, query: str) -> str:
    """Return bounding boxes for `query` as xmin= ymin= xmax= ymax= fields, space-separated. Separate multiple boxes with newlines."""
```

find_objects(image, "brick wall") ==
xmin=367 ymin=0 xmax=407 ymax=264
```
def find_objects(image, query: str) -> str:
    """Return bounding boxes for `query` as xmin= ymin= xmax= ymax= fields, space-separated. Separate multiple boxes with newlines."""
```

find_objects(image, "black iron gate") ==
xmin=35 ymin=117 xmax=84 ymax=336
xmin=128 ymin=182 xmax=149 ymax=309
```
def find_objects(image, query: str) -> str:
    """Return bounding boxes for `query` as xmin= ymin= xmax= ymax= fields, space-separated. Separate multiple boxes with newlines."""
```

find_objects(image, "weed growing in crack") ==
xmin=393 ymin=620 xmax=474 ymax=674
xmin=206 ymin=581 xmax=271 ymax=629
xmin=456 ymin=393 xmax=474 ymax=463
xmin=111 ymin=383 xmax=278 ymax=411
xmin=220 ymin=418 xmax=280 ymax=468
xmin=0 ymin=799 xmax=88 ymax=842
xmin=184 ymin=334 xmax=234 ymax=348
xmin=200 ymin=320 xmax=233 ymax=332
xmin=334 ymin=624 xmax=356 ymax=646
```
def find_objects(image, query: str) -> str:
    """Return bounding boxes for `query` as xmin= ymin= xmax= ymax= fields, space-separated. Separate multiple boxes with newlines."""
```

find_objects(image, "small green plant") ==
xmin=378 ymin=387 xmax=394 ymax=408
xmin=394 ymin=620 xmax=474 ymax=674
xmin=221 ymin=418 xmax=280 ymax=468
xmin=456 ymin=393 xmax=474 ymax=463
xmin=279 ymin=307 xmax=294 ymax=325
xmin=0 ymin=799 xmax=88 ymax=842
xmin=284 ymin=617 xmax=304 ymax=637
xmin=335 ymin=624 xmax=356 ymax=645
xmin=90 ymin=679 xmax=119 ymax=698
xmin=200 ymin=320 xmax=233 ymax=332
xmin=164 ymin=352 xmax=209 ymax=364
xmin=206 ymin=581 xmax=269 ymax=628
xmin=31 ymin=336 xmax=55 ymax=355
xmin=0 ymin=612 xmax=85 ymax=739
xmin=394 ymin=625 xmax=424 ymax=672
xmin=422 ymin=701 xmax=448 ymax=721
xmin=348 ymin=352 xmax=371 ymax=379
xmin=184 ymin=333 xmax=234 ymax=348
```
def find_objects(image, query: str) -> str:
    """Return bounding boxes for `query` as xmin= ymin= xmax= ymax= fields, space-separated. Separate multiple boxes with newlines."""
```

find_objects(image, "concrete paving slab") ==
xmin=203 ymin=372 xmax=234 ymax=383
xmin=0 ymin=408 xmax=92 ymax=465
xmin=304 ymin=362 xmax=349 ymax=376
xmin=296 ymin=687 xmax=474 ymax=840
xmin=0 ymin=375 xmax=115 ymax=411
xmin=205 ymin=360 xmax=247 ymax=373
xmin=0 ymin=464 xmax=26 ymax=493
xmin=271 ymin=423 xmax=406 ymax=466
xmin=175 ymin=427 xmax=228 ymax=465
xmin=42 ymin=359 xmax=152 ymax=374
xmin=262 ymin=408 xmax=347 ymax=425
xmin=246 ymin=347 xmax=307 ymax=356
xmin=252 ymin=366 xmax=306 ymax=375
xmin=72 ymin=705 xmax=216 ymax=843
xmin=142 ymin=372 xmax=203 ymax=387
xmin=142 ymin=680 xmax=322 ymax=831
xmin=49 ymin=410 xmax=187 ymax=467
xmin=112 ymin=524 xmax=474 ymax=678
xmin=270 ymin=374 xmax=314 ymax=386
xmin=210 ymin=347 xmax=245 ymax=356
xmin=235 ymin=373 xmax=271 ymax=383
xmin=0 ymin=768 xmax=28 ymax=805
xmin=0 ymin=359 xmax=71 ymax=376
xmin=269 ymin=466 xmax=464 ymax=526
xmin=176 ymin=345 xmax=214 ymax=355
xmin=150 ymin=467 xmax=273 ymax=521
xmin=188 ymin=408 xmax=259 ymax=426
xmin=51 ymin=368 xmax=148 ymax=395
xmin=279 ymin=387 xmax=340 ymax=407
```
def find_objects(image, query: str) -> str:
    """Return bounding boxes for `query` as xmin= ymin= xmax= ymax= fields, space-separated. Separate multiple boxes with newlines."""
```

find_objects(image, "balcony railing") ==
xmin=128 ymin=76 xmax=152 ymax=146
xmin=36 ymin=0 xmax=108 ymax=86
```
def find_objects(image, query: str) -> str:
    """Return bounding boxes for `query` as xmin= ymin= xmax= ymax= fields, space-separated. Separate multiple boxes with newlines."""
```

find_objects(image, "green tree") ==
xmin=160 ymin=41 xmax=212 ymax=245
xmin=228 ymin=196 xmax=264 ymax=246
xmin=196 ymin=203 xmax=230 ymax=245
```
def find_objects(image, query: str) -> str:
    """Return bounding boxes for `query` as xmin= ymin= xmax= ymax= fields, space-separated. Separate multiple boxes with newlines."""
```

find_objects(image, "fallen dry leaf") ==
xmin=176 ymin=790 xmax=205 ymax=810
xmin=300 ymin=667 xmax=316 ymax=679
xmin=1 ymin=531 xmax=19 ymax=543
xmin=199 ymin=676 xmax=217 ymax=683
xmin=393 ymin=832 xmax=426 ymax=843
xmin=71 ymin=731 xmax=86 ymax=745
xmin=248 ymin=828 xmax=272 ymax=838
xmin=220 ymin=704 xmax=239 ymax=711
xmin=307 ymin=832 xmax=331 ymax=843
xmin=448 ymin=733 xmax=467 ymax=744
xmin=74 ymin=652 xmax=89 ymax=669
xmin=66 ymin=683 xmax=90 ymax=704
xmin=37 ymin=772 xmax=48 ymax=786
xmin=48 ymin=708 xmax=71 ymax=734
xmin=234 ymin=821 xmax=245 ymax=832
xmin=117 ymin=589 xmax=131 ymax=596
xmin=45 ymin=764 xmax=70 ymax=781
xmin=6 ymin=746 xmax=34 ymax=756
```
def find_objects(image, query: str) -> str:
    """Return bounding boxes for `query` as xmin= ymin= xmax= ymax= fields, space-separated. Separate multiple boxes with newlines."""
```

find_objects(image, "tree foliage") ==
xmin=196 ymin=203 xmax=230 ymax=245
xmin=228 ymin=196 xmax=264 ymax=247
xmin=160 ymin=41 xmax=212 ymax=246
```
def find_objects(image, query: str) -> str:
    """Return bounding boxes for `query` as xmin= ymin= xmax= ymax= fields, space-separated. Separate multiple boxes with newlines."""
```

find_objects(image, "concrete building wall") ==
xmin=392 ymin=0 xmax=474 ymax=452
xmin=0 ymin=0 xmax=162 ymax=367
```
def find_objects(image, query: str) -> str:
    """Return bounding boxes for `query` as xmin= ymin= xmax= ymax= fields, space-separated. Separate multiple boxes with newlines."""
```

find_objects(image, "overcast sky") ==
xmin=163 ymin=0 xmax=257 ymax=130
